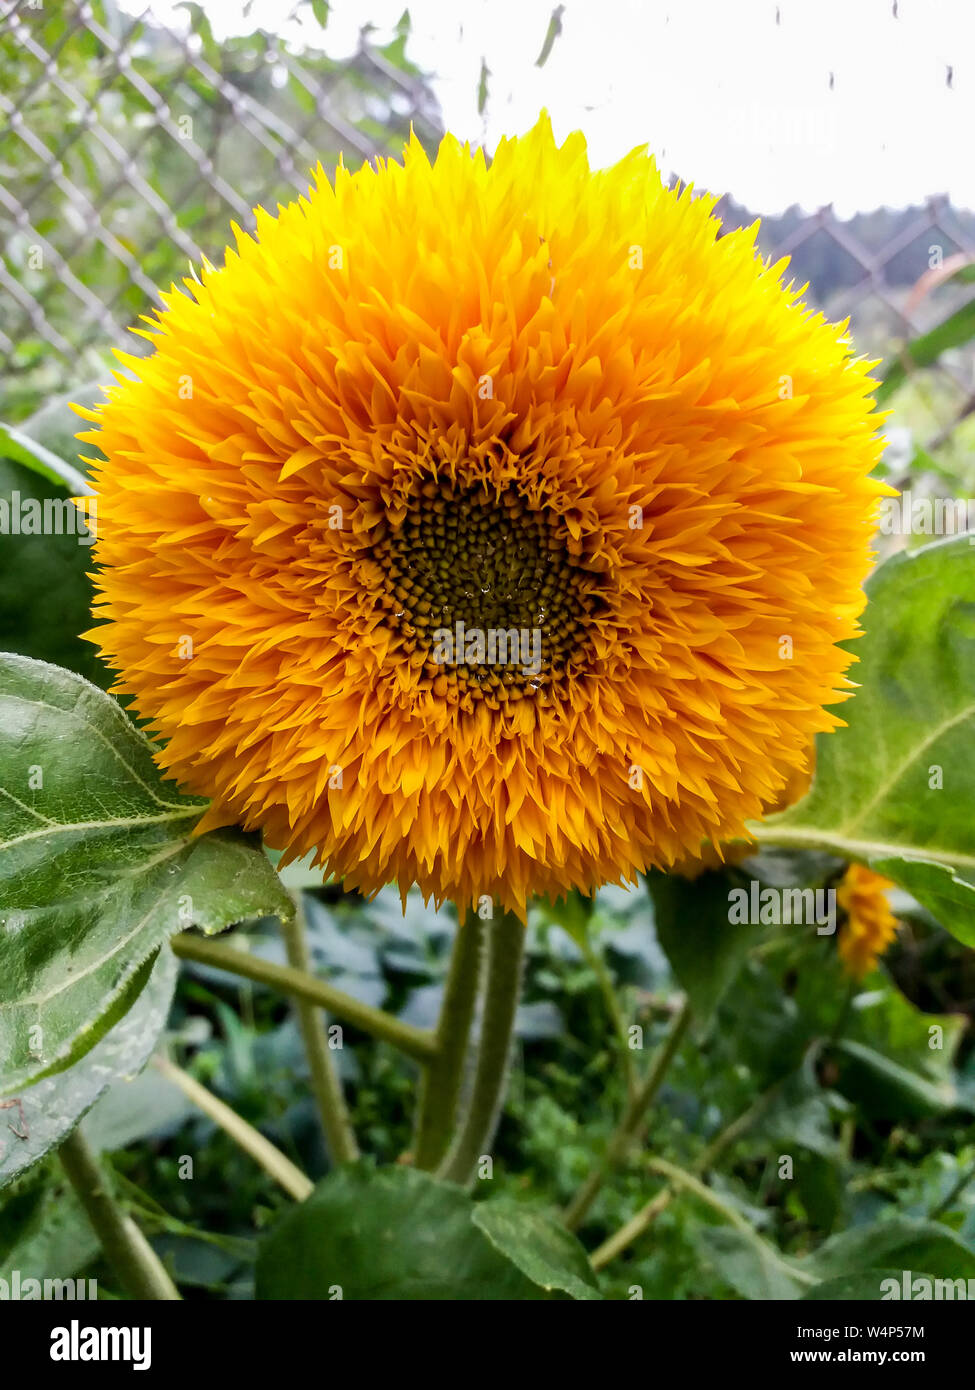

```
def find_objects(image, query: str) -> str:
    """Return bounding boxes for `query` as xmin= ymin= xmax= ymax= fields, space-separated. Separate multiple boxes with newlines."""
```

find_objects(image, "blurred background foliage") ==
xmin=7 ymin=879 xmax=974 ymax=1298
xmin=2 ymin=0 xmax=975 ymax=1300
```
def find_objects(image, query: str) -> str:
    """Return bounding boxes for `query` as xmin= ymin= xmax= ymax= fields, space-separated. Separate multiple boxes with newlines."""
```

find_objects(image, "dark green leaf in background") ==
xmin=648 ymin=868 xmax=764 ymax=1018
xmin=0 ymin=458 xmax=105 ymax=686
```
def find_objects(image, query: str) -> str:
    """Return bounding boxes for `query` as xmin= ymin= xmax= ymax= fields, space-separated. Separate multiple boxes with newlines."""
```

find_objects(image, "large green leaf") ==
xmin=255 ymin=1164 xmax=570 ymax=1300
xmin=755 ymin=536 xmax=975 ymax=948
xmin=0 ymin=654 xmax=293 ymax=1095
xmin=0 ymin=948 xmax=177 ymax=1187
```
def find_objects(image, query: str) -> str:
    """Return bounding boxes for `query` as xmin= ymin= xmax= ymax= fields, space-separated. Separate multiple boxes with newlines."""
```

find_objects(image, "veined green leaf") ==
xmin=256 ymin=1164 xmax=557 ymax=1300
xmin=754 ymin=536 xmax=975 ymax=949
xmin=0 ymin=654 xmax=293 ymax=1096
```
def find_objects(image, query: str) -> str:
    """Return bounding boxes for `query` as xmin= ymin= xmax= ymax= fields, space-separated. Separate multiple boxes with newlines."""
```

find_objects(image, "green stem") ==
xmin=695 ymin=1074 xmax=791 ymax=1175
xmin=281 ymin=903 xmax=359 ymax=1165
xmin=172 ymin=931 xmax=436 ymax=1061
xmin=594 ymin=1156 xmax=818 ymax=1285
xmin=438 ymin=909 xmax=526 ymax=1187
xmin=590 ymin=1187 xmax=673 ymax=1271
xmin=579 ymin=935 xmax=637 ymax=1096
xmin=590 ymin=1088 xmax=779 ymax=1269
xmin=414 ymin=910 xmax=484 ymax=1171
xmin=563 ymin=996 xmax=692 ymax=1231
xmin=153 ymin=1056 xmax=313 ymax=1201
xmin=59 ymin=1127 xmax=181 ymax=1301
xmin=648 ymin=1157 xmax=818 ymax=1287
xmin=592 ymin=1038 xmax=827 ymax=1268
xmin=827 ymin=978 xmax=858 ymax=1046
xmin=647 ymin=1157 xmax=757 ymax=1235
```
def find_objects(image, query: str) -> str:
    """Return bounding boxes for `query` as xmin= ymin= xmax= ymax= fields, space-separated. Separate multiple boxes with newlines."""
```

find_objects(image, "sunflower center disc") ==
xmin=374 ymin=483 xmax=601 ymax=705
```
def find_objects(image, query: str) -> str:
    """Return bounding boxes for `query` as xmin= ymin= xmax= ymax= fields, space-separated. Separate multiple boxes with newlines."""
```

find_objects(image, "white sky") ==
xmin=134 ymin=0 xmax=975 ymax=215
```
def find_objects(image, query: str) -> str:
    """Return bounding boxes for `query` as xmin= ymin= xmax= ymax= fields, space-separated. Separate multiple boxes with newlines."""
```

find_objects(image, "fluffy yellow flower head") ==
xmin=79 ymin=116 xmax=886 ymax=917
xmin=837 ymin=864 xmax=899 ymax=979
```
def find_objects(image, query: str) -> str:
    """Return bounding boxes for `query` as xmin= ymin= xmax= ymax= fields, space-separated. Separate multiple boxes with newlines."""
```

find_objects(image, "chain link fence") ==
xmin=3 ymin=0 xmax=974 ymax=442
xmin=0 ymin=0 xmax=442 ymax=414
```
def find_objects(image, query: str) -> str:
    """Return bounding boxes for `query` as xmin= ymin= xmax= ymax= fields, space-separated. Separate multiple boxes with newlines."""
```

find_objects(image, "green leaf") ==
xmin=877 ymin=297 xmax=975 ymax=403
xmin=0 ymin=423 xmax=90 ymax=498
xmin=0 ymin=458 xmax=106 ymax=685
xmin=471 ymin=1197 xmax=602 ymax=1300
xmin=698 ymin=1226 xmax=812 ymax=1300
xmin=756 ymin=536 xmax=975 ymax=948
xmin=255 ymin=1164 xmax=557 ymax=1300
xmin=0 ymin=654 xmax=293 ymax=1095
xmin=870 ymin=858 xmax=975 ymax=949
xmin=941 ymin=261 xmax=975 ymax=286
xmin=792 ymin=959 xmax=965 ymax=1121
xmin=808 ymin=1218 xmax=975 ymax=1284
xmin=0 ymin=1166 xmax=100 ymax=1283
xmin=794 ymin=1152 xmax=845 ymax=1232
xmin=647 ymin=869 xmax=763 ymax=1018
xmin=832 ymin=1039 xmax=957 ymax=1120
xmin=705 ymin=1218 xmax=975 ymax=1302
xmin=0 ymin=948 xmax=177 ymax=1187
xmin=756 ymin=1062 xmax=844 ymax=1159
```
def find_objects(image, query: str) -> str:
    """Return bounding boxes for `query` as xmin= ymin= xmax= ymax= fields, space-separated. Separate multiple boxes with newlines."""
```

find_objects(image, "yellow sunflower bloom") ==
xmin=837 ymin=864 xmax=899 ymax=979
xmin=674 ymin=754 xmax=815 ymax=878
xmin=77 ymin=115 xmax=886 ymax=917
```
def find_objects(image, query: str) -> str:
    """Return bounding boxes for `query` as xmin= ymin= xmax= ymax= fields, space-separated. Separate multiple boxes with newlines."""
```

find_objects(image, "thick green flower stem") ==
xmin=563 ymin=996 xmax=692 ymax=1232
xmin=413 ymin=910 xmax=484 ymax=1170
xmin=171 ymin=931 xmax=436 ymax=1061
xmin=281 ymin=904 xmax=359 ymax=1165
xmin=438 ymin=909 xmax=526 ymax=1187
xmin=59 ymin=1127 xmax=181 ymax=1301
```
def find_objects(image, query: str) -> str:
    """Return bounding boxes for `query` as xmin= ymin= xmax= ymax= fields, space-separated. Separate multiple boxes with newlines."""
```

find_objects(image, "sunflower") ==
xmin=77 ymin=115 xmax=886 ymax=917
xmin=837 ymin=864 xmax=899 ymax=979
xmin=674 ymin=755 xmax=815 ymax=878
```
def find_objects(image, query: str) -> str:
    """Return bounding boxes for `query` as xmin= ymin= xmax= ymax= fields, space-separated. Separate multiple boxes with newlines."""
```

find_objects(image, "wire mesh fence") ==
xmin=0 ymin=0 xmax=442 ymax=413
xmin=2 ymin=0 xmax=974 ymax=434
